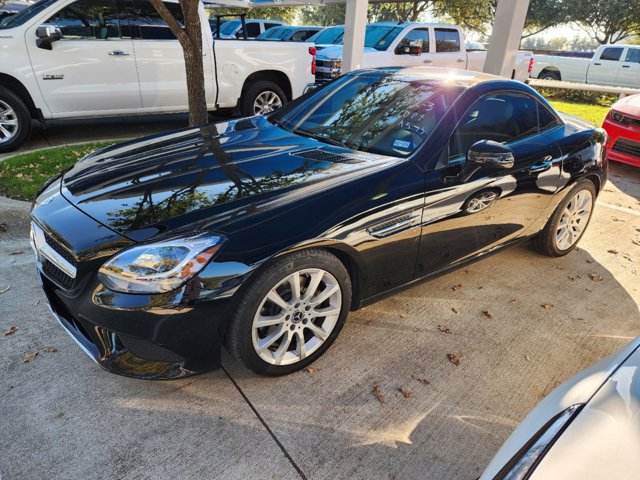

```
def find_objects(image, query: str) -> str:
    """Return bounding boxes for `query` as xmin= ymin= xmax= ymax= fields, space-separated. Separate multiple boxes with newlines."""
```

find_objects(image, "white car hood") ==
xmin=530 ymin=344 xmax=640 ymax=479
xmin=316 ymin=45 xmax=380 ymax=61
xmin=481 ymin=338 xmax=640 ymax=479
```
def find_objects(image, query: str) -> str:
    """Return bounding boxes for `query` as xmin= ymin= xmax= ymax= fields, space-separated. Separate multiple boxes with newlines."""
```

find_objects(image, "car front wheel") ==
xmin=533 ymin=179 xmax=596 ymax=257
xmin=225 ymin=249 xmax=351 ymax=376
xmin=0 ymin=87 xmax=32 ymax=153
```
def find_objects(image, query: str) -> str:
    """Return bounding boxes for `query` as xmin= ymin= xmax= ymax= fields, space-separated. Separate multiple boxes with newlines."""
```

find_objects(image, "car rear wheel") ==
xmin=0 ymin=87 xmax=32 ymax=153
xmin=533 ymin=179 xmax=596 ymax=257
xmin=225 ymin=249 xmax=351 ymax=376
xmin=539 ymin=71 xmax=560 ymax=81
xmin=241 ymin=81 xmax=287 ymax=117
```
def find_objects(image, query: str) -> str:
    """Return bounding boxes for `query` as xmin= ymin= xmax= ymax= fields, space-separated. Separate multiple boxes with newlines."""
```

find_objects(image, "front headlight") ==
xmin=496 ymin=404 xmax=583 ymax=479
xmin=98 ymin=234 xmax=225 ymax=294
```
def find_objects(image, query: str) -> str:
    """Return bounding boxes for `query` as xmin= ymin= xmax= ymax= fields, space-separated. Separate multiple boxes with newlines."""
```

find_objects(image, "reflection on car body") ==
xmin=30 ymin=67 xmax=607 ymax=379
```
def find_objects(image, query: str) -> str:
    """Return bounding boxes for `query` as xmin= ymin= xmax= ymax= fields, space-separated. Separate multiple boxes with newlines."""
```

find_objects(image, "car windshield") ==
xmin=309 ymin=26 xmax=344 ymax=44
xmin=0 ymin=0 xmax=57 ymax=29
xmin=219 ymin=19 xmax=240 ymax=35
xmin=273 ymin=72 xmax=464 ymax=158
xmin=308 ymin=25 xmax=403 ymax=51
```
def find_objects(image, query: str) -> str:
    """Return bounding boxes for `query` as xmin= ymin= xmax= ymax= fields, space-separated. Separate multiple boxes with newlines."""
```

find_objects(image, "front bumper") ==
xmin=603 ymin=117 xmax=640 ymax=167
xmin=31 ymin=180 xmax=236 ymax=379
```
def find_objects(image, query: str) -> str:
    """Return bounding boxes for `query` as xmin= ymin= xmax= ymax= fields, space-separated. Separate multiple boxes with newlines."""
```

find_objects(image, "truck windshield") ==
xmin=273 ymin=72 xmax=464 ymax=158
xmin=308 ymin=25 xmax=403 ymax=51
xmin=0 ymin=0 xmax=57 ymax=28
xmin=220 ymin=20 xmax=240 ymax=35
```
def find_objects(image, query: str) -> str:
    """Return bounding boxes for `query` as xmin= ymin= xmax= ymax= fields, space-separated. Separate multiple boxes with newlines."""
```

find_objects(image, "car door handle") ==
xmin=622 ymin=65 xmax=630 ymax=68
xmin=456 ymin=58 xmax=465 ymax=63
xmin=109 ymin=50 xmax=130 ymax=56
xmin=593 ymin=62 xmax=602 ymax=66
xmin=423 ymin=59 xmax=432 ymax=64
xmin=529 ymin=156 xmax=553 ymax=174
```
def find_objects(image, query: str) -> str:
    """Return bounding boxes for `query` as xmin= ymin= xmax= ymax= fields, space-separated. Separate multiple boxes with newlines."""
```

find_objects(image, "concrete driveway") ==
xmin=1 ymin=163 xmax=639 ymax=480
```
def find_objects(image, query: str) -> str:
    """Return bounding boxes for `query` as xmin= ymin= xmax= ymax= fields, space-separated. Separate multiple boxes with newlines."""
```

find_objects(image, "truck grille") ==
xmin=612 ymin=138 xmax=640 ymax=158
xmin=315 ymin=59 xmax=342 ymax=83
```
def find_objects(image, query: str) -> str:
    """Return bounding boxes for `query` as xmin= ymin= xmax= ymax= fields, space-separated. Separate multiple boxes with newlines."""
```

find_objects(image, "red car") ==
xmin=602 ymin=94 xmax=640 ymax=167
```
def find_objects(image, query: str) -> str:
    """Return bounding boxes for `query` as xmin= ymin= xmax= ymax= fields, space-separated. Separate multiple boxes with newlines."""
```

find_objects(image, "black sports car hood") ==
xmin=61 ymin=117 xmax=397 ymax=241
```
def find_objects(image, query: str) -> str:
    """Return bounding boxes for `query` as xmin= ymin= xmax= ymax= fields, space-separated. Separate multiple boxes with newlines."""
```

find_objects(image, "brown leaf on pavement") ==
xmin=447 ymin=353 xmax=461 ymax=366
xmin=451 ymin=307 xmax=458 ymax=314
xmin=607 ymin=249 xmax=618 ymax=254
xmin=438 ymin=324 xmax=453 ymax=334
xmin=0 ymin=223 xmax=7 ymax=232
xmin=542 ymin=303 xmax=555 ymax=310
xmin=372 ymin=385 xmax=385 ymax=404
xmin=414 ymin=377 xmax=430 ymax=385
xmin=42 ymin=347 xmax=57 ymax=353
xmin=306 ymin=367 xmax=319 ymax=374
xmin=452 ymin=284 xmax=463 ymax=292
xmin=509 ymin=299 xmax=518 ymax=304
xmin=482 ymin=310 xmax=493 ymax=320
xmin=4 ymin=326 xmax=18 ymax=336
xmin=585 ymin=259 xmax=594 ymax=264
xmin=24 ymin=351 xmax=38 ymax=363
xmin=590 ymin=273 xmax=603 ymax=282
xmin=400 ymin=387 xmax=413 ymax=398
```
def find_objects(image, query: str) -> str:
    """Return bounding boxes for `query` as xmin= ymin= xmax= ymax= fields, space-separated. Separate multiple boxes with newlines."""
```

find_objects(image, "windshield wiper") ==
xmin=292 ymin=128 xmax=352 ymax=150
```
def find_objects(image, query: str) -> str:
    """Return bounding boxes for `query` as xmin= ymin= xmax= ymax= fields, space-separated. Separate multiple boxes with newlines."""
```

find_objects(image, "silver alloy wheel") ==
xmin=251 ymin=268 xmax=342 ymax=366
xmin=555 ymin=189 xmax=593 ymax=250
xmin=0 ymin=100 xmax=18 ymax=145
xmin=466 ymin=191 xmax=498 ymax=213
xmin=253 ymin=90 xmax=283 ymax=115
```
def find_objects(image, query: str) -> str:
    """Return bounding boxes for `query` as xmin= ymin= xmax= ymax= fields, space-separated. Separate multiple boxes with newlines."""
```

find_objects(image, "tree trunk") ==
xmin=149 ymin=0 xmax=209 ymax=127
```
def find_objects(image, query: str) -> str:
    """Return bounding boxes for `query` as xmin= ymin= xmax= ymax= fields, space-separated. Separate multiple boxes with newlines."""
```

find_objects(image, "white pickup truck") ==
xmin=314 ymin=22 xmax=534 ymax=84
xmin=531 ymin=44 xmax=640 ymax=88
xmin=0 ymin=0 xmax=315 ymax=152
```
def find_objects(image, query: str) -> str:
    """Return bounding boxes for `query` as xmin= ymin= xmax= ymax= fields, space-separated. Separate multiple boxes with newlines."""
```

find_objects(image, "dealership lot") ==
xmin=1 ymin=163 xmax=639 ymax=480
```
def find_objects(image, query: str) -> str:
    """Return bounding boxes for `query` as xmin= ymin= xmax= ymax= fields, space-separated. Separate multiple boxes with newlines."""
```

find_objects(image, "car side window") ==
xmin=127 ymin=0 xmax=183 ymax=40
xmin=435 ymin=28 xmax=460 ymax=52
xmin=448 ymin=92 xmax=539 ymax=159
xmin=293 ymin=29 xmax=315 ymax=42
xmin=625 ymin=48 xmax=640 ymax=63
xmin=44 ymin=0 xmax=121 ymax=39
xmin=243 ymin=22 xmax=260 ymax=37
xmin=395 ymin=28 xmax=429 ymax=54
xmin=537 ymin=103 xmax=561 ymax=132
xmin=600 ymin=47 xmax=623 ymax=61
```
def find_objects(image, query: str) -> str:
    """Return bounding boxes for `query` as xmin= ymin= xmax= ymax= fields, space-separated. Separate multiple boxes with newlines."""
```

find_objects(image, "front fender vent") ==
xmin=290 ymin=148 xmax=367 ymax=164
xmin=233 ymin=119 xmax=256 ymax=131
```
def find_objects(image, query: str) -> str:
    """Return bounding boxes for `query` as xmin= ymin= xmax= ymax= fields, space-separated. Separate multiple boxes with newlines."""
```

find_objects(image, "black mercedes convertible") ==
xmin=30 ymin=67 xmax=607 ymax=379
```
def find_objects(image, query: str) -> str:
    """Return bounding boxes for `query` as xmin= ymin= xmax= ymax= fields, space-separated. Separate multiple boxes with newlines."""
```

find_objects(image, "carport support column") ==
xmin=342 ymin=0 xmax=368 ymax=73
xmin=483 ymin=0 xmax=530 ymax=78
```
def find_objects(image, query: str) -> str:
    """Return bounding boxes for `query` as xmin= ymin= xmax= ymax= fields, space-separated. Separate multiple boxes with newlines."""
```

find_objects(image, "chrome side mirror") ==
xmin=467 ymin=140 xmax=515 ymax=169
xmin=36 ymin=24 xmax=62 ymax=50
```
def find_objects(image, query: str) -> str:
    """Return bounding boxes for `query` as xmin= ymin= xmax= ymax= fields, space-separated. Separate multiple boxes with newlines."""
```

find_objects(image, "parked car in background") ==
xmin=532 ymin=44 xmax=640 ymax=88
xmin=314 ymin=22 xmax=534 ymax=84
xmin=30 ymin=67 xmax=606 ymax=379
xmin=216 ymin=18 xmax=283 ymax=39
xmin=207 ymin=17 xmax=227 ymax=37
xmin=482 ymin=338 xmax=640 ymax=479
xmin=257 ymin=25 xmax=322 ymax=42
xmin=0 ymin=0 xmax=30 ymax=22
xmin=0 ymin=0 xmax=314 ymax=151
xmin=307 ymin=24 xmax=343 ymax=50
xmin=602 ymin=93 xmax=640 ymax=167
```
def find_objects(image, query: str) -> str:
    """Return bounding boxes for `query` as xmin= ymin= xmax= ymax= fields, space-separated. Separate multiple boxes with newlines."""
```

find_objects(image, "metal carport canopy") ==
xmin=203 ymin=0 xmax=531 ymax=78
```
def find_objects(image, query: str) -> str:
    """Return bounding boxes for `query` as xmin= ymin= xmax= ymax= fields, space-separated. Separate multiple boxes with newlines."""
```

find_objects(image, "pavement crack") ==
xmin=222 ymin=365 xmax=308 ymax=480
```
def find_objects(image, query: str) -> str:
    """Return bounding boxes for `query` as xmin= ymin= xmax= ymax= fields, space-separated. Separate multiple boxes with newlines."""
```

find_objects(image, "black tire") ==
xmin=225 ymin=249 xmax=352 ymax=376
xmin=538 ymin=70 xmax=561 ymax=81
xmin=0 ymin=86 xmax=32 ymax=153
xmin=240 ymin=80 xmax=287 ymax=117
xmin=532 ymin=179 xmax=597 ymax=257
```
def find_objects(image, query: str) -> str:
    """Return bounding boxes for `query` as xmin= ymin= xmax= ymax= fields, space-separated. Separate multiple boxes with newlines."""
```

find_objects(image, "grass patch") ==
xmin=0 ymin=141 xmax=116 ymax=201
xmin=547 ymin=100 xmax=610 ymax=127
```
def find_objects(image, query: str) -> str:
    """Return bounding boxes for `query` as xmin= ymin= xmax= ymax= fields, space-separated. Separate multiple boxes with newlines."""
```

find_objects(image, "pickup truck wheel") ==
xmin=225 ymin=249 xmax=351 ymax=376
xmin=0 ymin=87 xmax=31 ymax=153
xmin=539 ymin=71 xmax=560 ymax=81
xmin=241 ymin=81 xmax=287 ymax=116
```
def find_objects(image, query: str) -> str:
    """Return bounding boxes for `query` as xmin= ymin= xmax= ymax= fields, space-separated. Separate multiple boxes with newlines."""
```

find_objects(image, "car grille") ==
xmin=45 ymin=233 xmax=77 ymax=267
xmin=315 ymin=59 xmax=342 ymax=83
xmin=612 ymin=137 xmax=640 ymax=158
xmin=43 ymin=259 xmax=75 ymax=289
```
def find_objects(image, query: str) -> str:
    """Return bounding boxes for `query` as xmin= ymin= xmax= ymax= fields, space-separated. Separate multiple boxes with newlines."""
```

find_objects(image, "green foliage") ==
xmin=535 ymin=86 xmax=619 ymax=107
xmin=547 ymin=100 xmax=610 ymax=126
xmin=564 ymin=0 xmax=640 ymax=44
xmin=0 ymin=141 xmax=117 ymax=201
xmin=299 ymin=5 xmax=345 ymax=26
